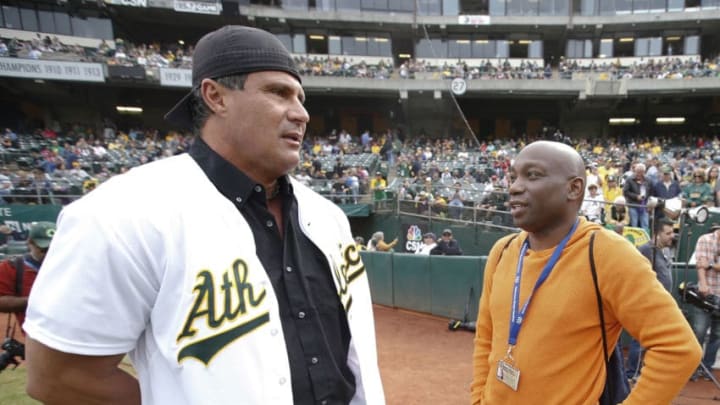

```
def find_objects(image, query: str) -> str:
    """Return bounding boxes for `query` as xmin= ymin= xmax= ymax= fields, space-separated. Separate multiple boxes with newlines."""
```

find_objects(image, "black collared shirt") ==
xmin=189 ymin=138 xmax=355 ymax=405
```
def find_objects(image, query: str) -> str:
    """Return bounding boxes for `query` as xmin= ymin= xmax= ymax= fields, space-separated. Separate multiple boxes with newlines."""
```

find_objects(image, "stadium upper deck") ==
xmin=0 ymin=0 xmax=718 ymax=139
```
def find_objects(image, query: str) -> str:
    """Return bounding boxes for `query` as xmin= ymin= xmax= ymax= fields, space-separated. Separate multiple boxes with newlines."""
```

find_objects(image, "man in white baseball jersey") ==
xmin=24 ymin=25 xmax=385 ymax=405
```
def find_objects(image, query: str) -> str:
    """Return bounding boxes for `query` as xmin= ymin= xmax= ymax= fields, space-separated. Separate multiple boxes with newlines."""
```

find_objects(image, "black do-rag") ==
xmin=164 ymin=25 xmax=300 ymax=129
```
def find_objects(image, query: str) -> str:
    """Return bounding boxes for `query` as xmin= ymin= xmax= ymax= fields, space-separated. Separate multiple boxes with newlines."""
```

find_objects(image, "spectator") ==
xmin=370 ymin=172 xmax=387 ymax=207
xmin=293 ymin=168 xmax=312 ymax=187
xmin=0 ymin=222 xmax=56 ymax=331
xmin=580 ymin=183 xmax=604 ymax=223
xmin=623 ymin=163 xmax=651 ymax=230
xmin=431 ymin=229 xmax=463 ymax=255
xmin=625 ymin=218 xmax=676 ymax=381
xmin=344 ymin=168 xmax=360 ymax=203
xmin=448 ymin=182 xmax=466 ymax=219
xmin=415 ymin=232 xmax=437 ymax=255
xmin=683 ymin=169 xmax=712 ymax=208
xmin=602 ymin=175 xmax=623 ymax=215
xmin=0 ymin=168 xmax=14 ymax=204
xmin=650 ymin=165 xmax=682 ymax=220
xmin=354 ymin=236 xmax=365 ymax=250
xmin=586 ymin=163 xmax=601 ymax=188
xmin=27 ymin=47 xmax=42 ymax=60
xmin=360 ymin=130 xmax=372 ymax=151
xmin=605 ymin=196 xmax=630 ymax=228
xmin=690 ymin=223 xmax=720 ymax=380
xmin=367 ymin=231 xmax=397 ymax=252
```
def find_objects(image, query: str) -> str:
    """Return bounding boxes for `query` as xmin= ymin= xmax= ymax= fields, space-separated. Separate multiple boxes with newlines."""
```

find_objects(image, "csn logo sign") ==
xmin=405 ymin=225 xmax=423 ymax=253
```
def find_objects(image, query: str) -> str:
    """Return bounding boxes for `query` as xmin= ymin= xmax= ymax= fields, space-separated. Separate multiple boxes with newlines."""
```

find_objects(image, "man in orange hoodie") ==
xmin=471 ymin=141 xmax=701 ymax=404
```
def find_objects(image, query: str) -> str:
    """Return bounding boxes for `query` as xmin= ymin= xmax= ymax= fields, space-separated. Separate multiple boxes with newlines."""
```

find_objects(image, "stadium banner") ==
xmin=622 ymin=226 xmax=650 ymax=247
xmin=458 ymin=15 xmax=490 ymax=25
xmin=0 ymin=58 xmax=105 ymax=82
xmin=104 ymin=0 xmax=147 ymax=6
xmin=174 ymin=0 xmax=222 ymax=15
xmin=160 ymin=68 xmax=192 ymax=87
xmin=0 ymin=205 xmax=62 ymax=240
xmin=401 ymin=220 xmax=429 ymax=253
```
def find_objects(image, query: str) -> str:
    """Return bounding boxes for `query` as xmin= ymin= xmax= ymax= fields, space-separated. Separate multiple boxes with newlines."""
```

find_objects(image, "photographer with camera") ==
xmin=691 ymin=222 xmax=720 ymax=380
xmin=0 ymin=221 xmax=55 ymax=371
xmin=625 ymin=218 xmax=676 ymax=381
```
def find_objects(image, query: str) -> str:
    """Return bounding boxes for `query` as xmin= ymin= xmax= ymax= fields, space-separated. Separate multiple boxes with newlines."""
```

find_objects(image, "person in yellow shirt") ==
xmin=602 ymin=174 xmax=623 ymax=215
xmin=366 ymin=231 xmax=397 ymax=252
xmin=650 ymin=142 xmax=662 ymax=156
xmin=471 ymin=140 xmax=701 ymax=405
xmin=596 ymin=158 xmax=617 ymax=183
xmin=370 ymin=172 xmax=387 ymax=207
xmin=369 ymin=172 xmax=387 ymax=191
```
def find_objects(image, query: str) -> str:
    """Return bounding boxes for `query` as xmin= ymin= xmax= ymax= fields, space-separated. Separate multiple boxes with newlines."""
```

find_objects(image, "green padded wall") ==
xmin=361 ymin=251 xmax=394 ymax=306
xmin=392 ymin=253 xmax=432 ymax=313
xmin=429 ymin=256 xmax=485 ymax=320
xmin=361 ymin=252 xmax=700 ymax=326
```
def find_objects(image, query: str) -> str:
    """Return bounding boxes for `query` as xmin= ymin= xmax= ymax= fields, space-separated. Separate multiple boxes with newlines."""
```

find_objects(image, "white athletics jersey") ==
xmin=25 ymin=154 xmax=385 ymax=405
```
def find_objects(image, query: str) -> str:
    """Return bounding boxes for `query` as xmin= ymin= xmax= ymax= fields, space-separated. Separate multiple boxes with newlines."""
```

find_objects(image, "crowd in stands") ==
xmin=100 ymin=39 xmax=193 ymax=69
xmin=0 ymin=126 xmax=191 ymax=205
xmin=2 ymin=34 xmax=719 ymax=81
xmin=399 ymin=59 xmax=550 ymax=80
xmin=0 ymin=35 xmax=89 ymax=61
xmin=294 ymin=56 xmax=394 ymax=79
xmin=559 ymin=56 xmax=720 ymax=80
xmin=4 ymin=120 xmax=720 ymax=238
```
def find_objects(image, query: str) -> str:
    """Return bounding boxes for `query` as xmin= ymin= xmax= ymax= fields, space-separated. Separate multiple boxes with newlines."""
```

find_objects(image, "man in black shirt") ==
xmin=431 ymin=229 xmax=463 ymax=256
xmin=25 ymin=25 xmax=385 ymax=405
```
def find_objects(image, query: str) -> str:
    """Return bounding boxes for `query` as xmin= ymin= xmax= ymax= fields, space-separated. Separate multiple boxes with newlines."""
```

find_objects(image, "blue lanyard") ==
xmin=508 ymin=219 xmax=578 ymax=346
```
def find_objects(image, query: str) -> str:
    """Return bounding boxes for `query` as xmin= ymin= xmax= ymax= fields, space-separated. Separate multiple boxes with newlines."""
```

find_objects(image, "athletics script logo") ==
xmin=334 ymin=243 xmax=366 ymax=312
xmin=176 ymin=258 xmax=267 ymax=365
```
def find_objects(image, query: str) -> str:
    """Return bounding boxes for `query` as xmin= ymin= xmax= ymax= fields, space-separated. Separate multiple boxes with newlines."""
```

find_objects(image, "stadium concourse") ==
xmin=1 ymin=305 xmax=719 ymax=403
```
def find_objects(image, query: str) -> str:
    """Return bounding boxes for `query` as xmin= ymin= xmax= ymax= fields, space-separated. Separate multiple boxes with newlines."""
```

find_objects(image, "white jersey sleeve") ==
xmin=25 ymin=187 xmax=162 ymax=355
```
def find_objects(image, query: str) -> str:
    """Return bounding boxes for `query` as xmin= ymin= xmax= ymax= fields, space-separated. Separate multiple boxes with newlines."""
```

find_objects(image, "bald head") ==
xmin=519 ymin=141 xmax=586 ymax=183
xmin=508 ymin=140 xmax=586 ymax=238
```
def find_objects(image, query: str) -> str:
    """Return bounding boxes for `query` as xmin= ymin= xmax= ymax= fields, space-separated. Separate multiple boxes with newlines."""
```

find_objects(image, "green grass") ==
xmin=0 ymin=366 xmax=39 ymax=405
xmin=0 ymin=358 xmax=135 ymax=404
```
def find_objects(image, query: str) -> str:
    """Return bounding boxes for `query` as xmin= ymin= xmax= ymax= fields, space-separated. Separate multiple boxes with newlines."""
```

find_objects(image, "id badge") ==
xmin=496 ymin=359 xmax=521 ymax=391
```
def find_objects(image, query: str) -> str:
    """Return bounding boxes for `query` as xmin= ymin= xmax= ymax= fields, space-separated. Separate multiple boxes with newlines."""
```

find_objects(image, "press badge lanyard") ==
xmin=497 ymin=219 xmax=578 ymax=391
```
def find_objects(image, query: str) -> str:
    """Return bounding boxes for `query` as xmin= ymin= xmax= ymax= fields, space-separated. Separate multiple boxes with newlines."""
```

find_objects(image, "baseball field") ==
xmin=0 ymin=305 xmax=718 ymax=404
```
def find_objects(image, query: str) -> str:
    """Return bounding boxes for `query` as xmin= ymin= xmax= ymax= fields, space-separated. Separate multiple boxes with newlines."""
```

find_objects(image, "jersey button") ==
xmin=311 ymin=356 xmax=319 ymax=364
xmin=321 ymin=400 xmax=328 ymax=405
xmin=271 ymin=328 xmax=278 ymax=336
xmin=279 ymin=377 xmax=286 ymax=385
xmin=254 ymin=185 xmax=262 ymax=193
xmin=298 ymin=311 xmax=306 ymax=319
xmin=286 ymin=266 xmax=293 ymax=273
xmin=235 ymin=196 xmax=242 ymax=203
xmin=266 ymin=220 xmax=273 ymax=228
